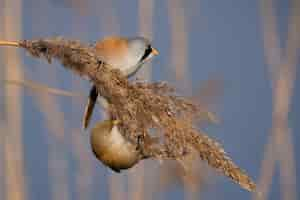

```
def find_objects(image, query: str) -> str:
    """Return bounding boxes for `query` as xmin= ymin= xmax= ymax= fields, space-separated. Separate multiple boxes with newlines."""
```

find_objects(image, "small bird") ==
xmin=82 ymin=36 xmax=159 ymax=129
xmin=90 ymin=119 xmax=144 ymax=172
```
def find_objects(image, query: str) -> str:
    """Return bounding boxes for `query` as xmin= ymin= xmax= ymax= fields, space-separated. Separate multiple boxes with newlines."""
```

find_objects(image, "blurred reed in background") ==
xmin=253 ymin=0 xmax=298 ymax=200
xmin=0 ymin=0 xmax=298 ymax=200
xmin=166 ymin=1 xmax=203 ymax=200
xmin=95 ymin=1 xmax=126 ymax=200
xmin=1 ymin=0 xmax=27 ymax=200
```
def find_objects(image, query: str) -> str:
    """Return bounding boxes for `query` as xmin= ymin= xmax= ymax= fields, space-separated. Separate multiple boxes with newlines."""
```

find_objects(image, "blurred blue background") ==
xmin=0 ymin=0 xmax=299 ymax=200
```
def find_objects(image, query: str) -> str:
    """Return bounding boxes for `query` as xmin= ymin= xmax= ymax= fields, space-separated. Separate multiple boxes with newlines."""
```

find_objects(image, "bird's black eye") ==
xmin=140 ymin=45 xmax=152 ymax=62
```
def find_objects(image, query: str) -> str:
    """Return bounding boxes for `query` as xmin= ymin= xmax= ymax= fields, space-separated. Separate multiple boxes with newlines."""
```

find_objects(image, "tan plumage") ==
xmin=94 ymin=36 xmax=158 ymax=78
xmin=95 ymin=37 xmax=129 ymax=61
xmin=90 ymin=120 xmax=143 ymax=172
xmin=85 ymin=36 xmax=158 ymax=172
xmin=82 ymin=36 xmax=158 ymax=129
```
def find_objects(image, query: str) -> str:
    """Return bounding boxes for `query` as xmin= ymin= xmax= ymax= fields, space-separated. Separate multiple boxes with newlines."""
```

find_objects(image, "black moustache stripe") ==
xmin=140 ymin=45 xmax=152 ymax=62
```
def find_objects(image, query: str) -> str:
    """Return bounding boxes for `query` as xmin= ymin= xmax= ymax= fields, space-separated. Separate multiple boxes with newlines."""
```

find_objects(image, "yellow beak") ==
xmin=151 ymin=47 xmax=159 ymax=56
xmin=113 ymin=119 xmax=121 ymax=126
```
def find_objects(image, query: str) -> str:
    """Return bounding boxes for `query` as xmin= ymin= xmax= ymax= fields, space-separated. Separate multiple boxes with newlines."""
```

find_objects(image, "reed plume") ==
xmin=0 ymin=37 xmax=256 ymax=192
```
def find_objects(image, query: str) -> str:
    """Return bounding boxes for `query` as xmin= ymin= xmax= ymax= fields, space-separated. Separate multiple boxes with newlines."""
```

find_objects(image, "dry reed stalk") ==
xmin=1 ymin=1 xmax=27 ymax=199
xmin=71 ymin=128 xmax=94 ymax=200
xmin=67 ymin=38 xmax=95 ymax=199
xmin=68 ymin=19 xmax=96 ymax=200
xmin=109 ymin=173 xmax=126 ymax=200
xmin=1 ymin=79 xmax=84 ymax=97
xmin=28 ymin=61 xmax=70 ymax=200
xmin=34 ymin=90 xmax=70 ymax=200
xmin=160 ymin=151 xmax=206 ymax=200
xmin=254 ymin=0 xmax=298 ymax=199
xmin=127 ymin=1 xmax=155 ymax=200
xmin=166 ymin=1 xmax=200 ymax=199
xmin=95 ymin=3 xmax=125 ymax=200
xmin=98 ymin=0 xmax=120 ymax=36
xmin=0 ymin=113 xmax=6 ymax=200
xmin=0 ymin=17 xmax=5 ymax=200
xmin=0 ymin=37 xmax=256 ymax=192
xmin=138 ymin=0 xmax=154 ymax=80
xmin=167 ymin=0 xmax=190 ymax=91
xmin=28 ymin=4 xmax=71 ymax=199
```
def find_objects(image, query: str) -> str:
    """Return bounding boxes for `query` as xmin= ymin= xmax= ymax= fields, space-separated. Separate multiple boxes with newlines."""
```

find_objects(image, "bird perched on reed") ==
xmin=84 ymin=36 xmax=158 ymax=172
xmin=82 ymin=36 xmax=159 ymax=129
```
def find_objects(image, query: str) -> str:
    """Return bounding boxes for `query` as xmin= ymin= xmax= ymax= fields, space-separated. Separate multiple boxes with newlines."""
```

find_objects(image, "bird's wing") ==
xmin=82 ymin=85 xmax=98 ymax=129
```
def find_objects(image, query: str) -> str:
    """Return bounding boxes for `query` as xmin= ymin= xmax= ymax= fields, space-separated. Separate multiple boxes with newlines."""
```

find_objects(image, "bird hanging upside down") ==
xmin=0 ymin=37 xmax=256 ymax=191
xmin=90 ymin=119 xmax=149 ymax=172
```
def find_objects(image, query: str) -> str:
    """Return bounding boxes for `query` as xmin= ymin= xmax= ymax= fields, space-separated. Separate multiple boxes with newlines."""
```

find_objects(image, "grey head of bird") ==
xmin=95 ymin=36 xmax=159 ymax=77
xmin=82 ymin=36 xmax=159 ymax=130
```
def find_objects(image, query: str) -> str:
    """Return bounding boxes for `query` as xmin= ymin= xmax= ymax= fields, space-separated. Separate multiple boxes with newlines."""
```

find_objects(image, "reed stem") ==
xmin=0 ymin=40 xmax=20 ymax=47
